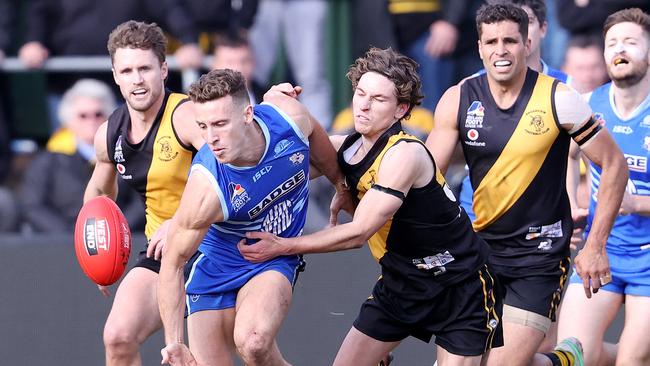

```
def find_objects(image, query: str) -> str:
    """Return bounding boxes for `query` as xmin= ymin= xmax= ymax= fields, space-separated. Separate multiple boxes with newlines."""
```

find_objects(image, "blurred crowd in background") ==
xmin=0 ymin=0 xmax=648 ymax=234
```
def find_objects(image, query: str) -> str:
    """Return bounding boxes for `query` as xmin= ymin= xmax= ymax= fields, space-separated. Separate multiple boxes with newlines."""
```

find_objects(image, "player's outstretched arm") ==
xmin=264 ymin=83 xmax=354 ymax=220
xmin=425 ymin=84 xmax=461 ymax=174
xmin=558 ymin=86 xmax=628 ymax=297
xmin=84 ymin=122 xmax=118 ymax=203
xmin=159 ymin=170 xmax=222 ymax=356
xmin=239 ymin=143 xmax=426 ymax=262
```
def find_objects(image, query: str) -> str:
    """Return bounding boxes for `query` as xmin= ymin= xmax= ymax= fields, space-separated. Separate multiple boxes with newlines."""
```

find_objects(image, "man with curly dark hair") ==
xmin=240 ymin=47 xmax=503 ymax=366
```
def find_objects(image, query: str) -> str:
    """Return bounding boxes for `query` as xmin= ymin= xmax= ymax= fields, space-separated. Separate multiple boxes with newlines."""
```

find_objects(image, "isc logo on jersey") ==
xmin=625 ymin=154 xmax=647 ymax=173
xmin=248 ymin=170 xmax=306 ymax=219
xmin=465 ymin=101 xmax=485 ymax=129
xmin=84 ymin=217 xmax=110 ymax=256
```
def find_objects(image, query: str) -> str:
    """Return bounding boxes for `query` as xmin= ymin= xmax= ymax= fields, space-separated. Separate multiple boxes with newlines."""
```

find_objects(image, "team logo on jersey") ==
xmin=641 ymin=115 xmax=650 ymax=128
xmin=274 ymin=139 xmax=294 ymax=157
xmin=626 ymin=154 xmax=648 ymax=172
xmin=289 ymin=152 xmax=304 ymax=165
xmin=467 ymin=129 xmax=479 ymax=141
xmin=156 ymin=136 xmax=179 ymax=161
xmin=465 ymin=101 xmax=485 ymax=128
xmin=229 ymin=182 xmax=251 ymax=212
xmin=248 ymin=170 xmax=306 ymax=219
xmin=594 ymin=112 xmax=606 ymax=126
xmin=525 ymin=113 xmax=550 ymax=135
xmin=114 ymin=135 xmax=125 ymax=163
xmin=612 ymin=125 xmax=633 ymax=135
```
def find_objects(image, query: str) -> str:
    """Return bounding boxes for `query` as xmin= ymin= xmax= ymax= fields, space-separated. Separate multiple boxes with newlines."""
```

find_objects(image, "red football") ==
xmin=74 ymin=196 xmax=131 ymax=286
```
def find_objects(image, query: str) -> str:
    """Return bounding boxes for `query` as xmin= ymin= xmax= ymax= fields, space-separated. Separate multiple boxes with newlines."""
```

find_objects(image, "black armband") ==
xmin=371 ymin=184 xmax=405 ymax=200
xmin=570 ymin=116 xmax=602 ymax=146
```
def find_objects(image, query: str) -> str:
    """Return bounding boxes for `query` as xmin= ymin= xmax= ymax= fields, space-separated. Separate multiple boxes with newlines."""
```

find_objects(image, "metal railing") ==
xmin=1 ymin=55 xmax=214 ymax=90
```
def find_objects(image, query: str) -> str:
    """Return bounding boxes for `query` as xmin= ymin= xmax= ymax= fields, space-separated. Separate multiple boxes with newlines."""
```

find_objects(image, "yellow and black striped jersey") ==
xmin=458 ymin=69 xmax=572 ymax=265
xmin=107 ymin=91 xmax=196 ymax=240
xmin=338 ymin=122 xmax=489 ymax=299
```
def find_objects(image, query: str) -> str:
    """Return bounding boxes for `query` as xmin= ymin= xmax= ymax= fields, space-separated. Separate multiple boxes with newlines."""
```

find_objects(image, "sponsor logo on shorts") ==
xmin=625 ymin=154 xmax=647 ymax=173
xmin=248 ymin=170 xmax=306 ymax=219
xmin=84 ymin=217 xmax=109 ymax=256
xmin=156 ymin=136 xmax=179 ymax=161
xmin=190 ymin=294 xmax=200 ymax=302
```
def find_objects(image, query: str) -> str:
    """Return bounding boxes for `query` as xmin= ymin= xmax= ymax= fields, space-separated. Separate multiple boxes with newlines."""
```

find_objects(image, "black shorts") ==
xmin=134 ymin=250 xmax=161 ymax=273
xmin=491 ymin=256 xmax=570 ymax=320
xmin=353 ymin=264 xmax=503 ymax=356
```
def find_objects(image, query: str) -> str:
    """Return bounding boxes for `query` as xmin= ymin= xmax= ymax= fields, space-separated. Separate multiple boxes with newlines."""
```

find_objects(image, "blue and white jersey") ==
xmin=460 ymin=61 xmax=570 ymax=221
xmin=586 ymin=83 xmax=650 ymax=252
xmin=191 ymin=102 xmax=309 ymax=266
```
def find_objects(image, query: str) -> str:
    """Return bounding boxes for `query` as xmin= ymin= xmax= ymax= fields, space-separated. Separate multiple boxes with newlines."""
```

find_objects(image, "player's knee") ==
xmin=235 ymin=331 xmax=272 ymax=364
xmin=103 ymin=322 xmax=139 ymax=354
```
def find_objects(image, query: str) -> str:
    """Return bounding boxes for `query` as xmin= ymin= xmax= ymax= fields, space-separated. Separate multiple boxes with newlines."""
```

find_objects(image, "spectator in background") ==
xmin=557 ymin=0 xmax=650 ymax=39
xmin=388 ymin=0 xmax=484 ymax=112
xmin=211 ymin=34 xmax=262 ymax=104
xmin=17 ymin=0 xmax=203 ymax=130
xmin=250 ymin=0 xmax=332 ymax=129
xmin=0 ymin=0 xmax=10 ymax=65
xmin=20 ymin=79 xmax=144 ymax=233
xmin=184 ymin=0 xmax=259 ymax=53
xmin=0 ymin=0 xmax=18 ymax=232
xmin=562 ymin=34 xmax=608 ymax=94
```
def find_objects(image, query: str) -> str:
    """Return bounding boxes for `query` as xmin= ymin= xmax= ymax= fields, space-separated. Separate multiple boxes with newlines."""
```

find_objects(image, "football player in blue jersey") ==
xmin=157 ymin=69 xmax=352 ymax=366
xmin=558 ymin=8 xmax=650 ymax=366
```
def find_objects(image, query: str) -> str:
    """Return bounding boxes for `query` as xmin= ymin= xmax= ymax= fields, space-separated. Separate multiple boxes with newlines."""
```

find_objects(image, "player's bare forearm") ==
xmin=83 ymin=162 xmax=118 ymax=203
xmin=158 ymin=254 xmax=187 ymax=346
xmin=158 ymin=221 xmax=206 ymax=346
xmin=586 ymin=152 xmax=628 ymax=251
xmin=566 ymin=142 xmax=582 ymax=210
xmin=308 ymin=117 xmax=346 ymax=190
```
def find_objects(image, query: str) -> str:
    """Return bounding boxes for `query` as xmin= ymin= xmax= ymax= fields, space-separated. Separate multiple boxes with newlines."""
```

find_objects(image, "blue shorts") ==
xmin=184 ymin=251 xmax=302 ymax=315
xmin=569 ymin=247 xmax=650 ymax=296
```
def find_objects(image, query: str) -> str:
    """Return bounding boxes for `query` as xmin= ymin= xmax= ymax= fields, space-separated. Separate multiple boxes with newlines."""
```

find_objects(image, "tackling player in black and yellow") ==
xmin=240 ymin=47 xmax=503 ymax=366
